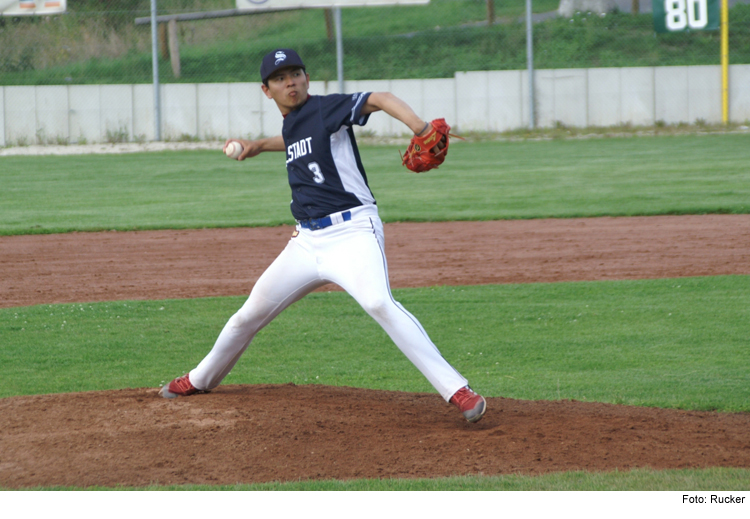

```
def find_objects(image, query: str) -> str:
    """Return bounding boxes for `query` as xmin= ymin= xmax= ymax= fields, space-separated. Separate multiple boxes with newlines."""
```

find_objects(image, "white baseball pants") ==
xmin=189 ymin=204 xmax=468 ymax=402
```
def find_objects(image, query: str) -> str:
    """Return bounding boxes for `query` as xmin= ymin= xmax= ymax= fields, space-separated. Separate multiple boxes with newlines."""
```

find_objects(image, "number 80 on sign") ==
xmin=652 ymin=0 xmax=719 ymax=33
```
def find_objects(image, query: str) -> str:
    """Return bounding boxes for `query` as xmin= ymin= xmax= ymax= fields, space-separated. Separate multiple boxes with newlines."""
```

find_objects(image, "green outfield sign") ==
xmin=653 ymin=0 xmax=719 ymax=32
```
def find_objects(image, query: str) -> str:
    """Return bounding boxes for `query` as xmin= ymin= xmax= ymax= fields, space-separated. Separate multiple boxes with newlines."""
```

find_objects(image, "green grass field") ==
xmin=3 ymin=278 xmax=750 ymax=409
xmin=2 ymin=134 xmax=749 ymax=491
xmin=2 ymin=134 xmax=749 ymax=235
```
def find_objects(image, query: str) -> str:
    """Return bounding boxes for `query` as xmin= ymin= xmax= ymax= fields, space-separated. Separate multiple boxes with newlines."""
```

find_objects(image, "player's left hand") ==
xmin=401 ymin=118 xmax=461 ymax=173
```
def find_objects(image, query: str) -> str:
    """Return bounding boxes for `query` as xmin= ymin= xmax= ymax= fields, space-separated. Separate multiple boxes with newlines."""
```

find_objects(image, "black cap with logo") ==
xmin=260 ymin=49 xmax=306 ymax=83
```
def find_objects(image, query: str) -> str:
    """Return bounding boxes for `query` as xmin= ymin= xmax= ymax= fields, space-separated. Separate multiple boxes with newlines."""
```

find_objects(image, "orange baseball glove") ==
xmin=401 ymin=118 xmax=461 ymax=173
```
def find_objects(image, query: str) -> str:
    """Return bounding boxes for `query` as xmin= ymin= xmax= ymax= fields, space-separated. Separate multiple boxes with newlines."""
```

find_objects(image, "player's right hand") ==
xmin=224 ymin=139 xmax=262 ymax=161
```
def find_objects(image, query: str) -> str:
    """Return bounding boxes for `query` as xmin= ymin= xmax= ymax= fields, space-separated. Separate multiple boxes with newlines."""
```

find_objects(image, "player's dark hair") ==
xmin=262 ymin=67 xmax=305 ymax=88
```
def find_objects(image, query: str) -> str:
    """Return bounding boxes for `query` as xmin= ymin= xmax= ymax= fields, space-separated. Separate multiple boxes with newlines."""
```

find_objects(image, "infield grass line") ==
xmin=5 ymin=467 xmax=749 ymax=491
xmin=2 ymin=276 xmax=749 ymax=412
xmin=1 ymin=134 xmax=749 ymax=235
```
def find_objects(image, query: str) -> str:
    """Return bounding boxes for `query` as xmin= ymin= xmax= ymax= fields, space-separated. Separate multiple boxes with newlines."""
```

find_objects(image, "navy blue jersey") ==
xmin=282 ymin=93 xmax=375 ymax=220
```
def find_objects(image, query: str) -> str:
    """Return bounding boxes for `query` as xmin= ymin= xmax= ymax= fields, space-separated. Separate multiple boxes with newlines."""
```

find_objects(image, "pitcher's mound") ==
xmin=1 ymin=384 xmax=749 ymax=488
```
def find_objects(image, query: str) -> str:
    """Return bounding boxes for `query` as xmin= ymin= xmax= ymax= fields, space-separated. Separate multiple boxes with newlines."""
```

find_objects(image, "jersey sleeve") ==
xmin=320 ymin=92 xmax=372 ymax=133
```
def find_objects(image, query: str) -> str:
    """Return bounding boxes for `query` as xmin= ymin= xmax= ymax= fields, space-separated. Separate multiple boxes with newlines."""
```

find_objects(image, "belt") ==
xmin=298 ymin=210 xmax=352 ymax=230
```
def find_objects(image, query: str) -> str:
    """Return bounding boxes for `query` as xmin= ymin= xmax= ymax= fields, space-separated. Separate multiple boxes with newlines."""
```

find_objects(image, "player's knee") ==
xmin=359 ymin=295 xmax=393 ymax=321
xmin=228 ymin=308 xmax=261 ymax=333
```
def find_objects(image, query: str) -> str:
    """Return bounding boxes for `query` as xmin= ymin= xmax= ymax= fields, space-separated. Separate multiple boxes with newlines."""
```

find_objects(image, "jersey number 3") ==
xmin=308 ymin=162 xmax=325 ymax=184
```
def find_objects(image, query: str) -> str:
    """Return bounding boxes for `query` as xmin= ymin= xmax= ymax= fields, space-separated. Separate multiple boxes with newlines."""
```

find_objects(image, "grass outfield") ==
xmin=1 ymin=133 xmax=750 ymax=235
xmin=3 ymin=277 xmax=749 ymax=408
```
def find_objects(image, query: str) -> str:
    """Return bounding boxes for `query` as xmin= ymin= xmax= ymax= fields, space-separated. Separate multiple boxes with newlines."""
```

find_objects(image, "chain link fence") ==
xmin=1 ymin=0 xmax=749 ymax=86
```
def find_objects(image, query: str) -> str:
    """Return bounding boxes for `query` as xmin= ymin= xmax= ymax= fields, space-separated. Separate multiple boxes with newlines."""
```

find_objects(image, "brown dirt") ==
xmin=3 ymin=215 xmax=750 ymax=308
xmin=1 ymin=215 xmax=750 ymax=488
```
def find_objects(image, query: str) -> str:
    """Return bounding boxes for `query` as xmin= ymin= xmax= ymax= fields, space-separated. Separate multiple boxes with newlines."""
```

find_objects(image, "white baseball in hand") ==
xmin=224 ymin=141 xmax=244 ymax=160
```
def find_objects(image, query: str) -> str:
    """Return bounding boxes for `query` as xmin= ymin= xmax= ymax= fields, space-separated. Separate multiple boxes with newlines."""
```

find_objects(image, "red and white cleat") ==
xmin=159 ymin=373 xmax=199 ymax=399
xmin=450 ymin=386 xmax=487 ymax=423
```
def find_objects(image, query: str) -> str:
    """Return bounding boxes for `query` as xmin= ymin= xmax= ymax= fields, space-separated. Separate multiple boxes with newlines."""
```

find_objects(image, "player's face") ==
xmin=262 ymin=67 xmax=310 ymax=115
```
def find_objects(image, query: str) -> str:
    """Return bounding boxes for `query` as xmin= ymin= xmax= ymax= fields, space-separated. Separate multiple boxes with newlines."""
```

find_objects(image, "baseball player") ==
xmin=159 ymin=48 xmax=486 ymax=423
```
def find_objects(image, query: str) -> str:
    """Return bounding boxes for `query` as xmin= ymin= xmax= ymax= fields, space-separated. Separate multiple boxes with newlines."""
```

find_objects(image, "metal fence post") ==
xmin=150 ymin=0 xmax=162 ymax=141
xmin=721 ymin=0 xmax=729 ymax=124
xmin=525 ymin=0 xmax=535 ymax=129
xmin=335 ymin=7 xmax=344 ymax=93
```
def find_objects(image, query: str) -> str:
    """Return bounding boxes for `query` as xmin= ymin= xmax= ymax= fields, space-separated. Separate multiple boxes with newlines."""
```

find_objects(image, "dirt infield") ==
xmin=1 ymin=215 xmax=750 ymax=488
xmin=3 ymin=215 xmax=750 ymax=308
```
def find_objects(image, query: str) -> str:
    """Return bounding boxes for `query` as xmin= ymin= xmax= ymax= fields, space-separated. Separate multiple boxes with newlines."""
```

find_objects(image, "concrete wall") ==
xmin=2 ymin=64 xmax=749 ymax=146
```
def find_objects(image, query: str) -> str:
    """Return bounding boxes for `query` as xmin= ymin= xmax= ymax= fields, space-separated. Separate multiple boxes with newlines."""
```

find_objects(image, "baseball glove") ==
xmin=401 ymin=118 xmax=461 ymax=173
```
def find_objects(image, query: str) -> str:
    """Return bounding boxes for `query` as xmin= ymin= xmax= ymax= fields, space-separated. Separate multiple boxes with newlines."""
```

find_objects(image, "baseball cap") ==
xmin=260 ymin=49 xmax=306 ymax=83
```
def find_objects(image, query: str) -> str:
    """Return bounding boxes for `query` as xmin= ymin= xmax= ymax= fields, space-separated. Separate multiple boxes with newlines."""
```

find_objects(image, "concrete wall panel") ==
xmin=197 ymin=83 xmax=229 ymax=140
xmin=534 ymin=69 xmax=556 ymax=128
xmin=487 ymin=70 xmax=522 ymax=132
xmin=456 ymin=71 xmax=489 ymax=131
xmin=423 ymin=78 xmax=456 ymax=127
xmin=325 ymin=80 xmax=343 ymax=95
xmin=0 ymin=87 xmax=6 ymax=147
xmin=307 ymin=80 xmax=326 ymax=96
xmin=621 ymin=67 xmax=654 ymax=126
xmin=655 ymin=66 xmax=689 ymax=124
xmin=162 ymin=84 xmax=197 ymax=140
xmin=3 ymin=64 xmax=747 ymax=143
xmin=5 ymin=86 xmax=37 ymax=145
xmin=100 ymin=85 xmax=133 ymax=142
xmin=588 ymin=68 xmax=621 ymax=127
xmin=391 ymin=79 xmax=423 ymax=135
xmin=354 ymin=109 xmax=390 ymax=137
xmin=687 ymin=65 xmax=721 ymax=124
xmin=36 ymin=86 xmax=69 ymax=143
xmin=133 ymin=84 xmax=155 ymax=142
xmin=69 ymin=86 xmax=100 ymax=144
xmin=729 ymin=64 xmax=750 ymax=123
xmin=228 ymin=83 xmax=263 ymax=139
xmin=554 ymin=69 xmax=588 ymax=127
